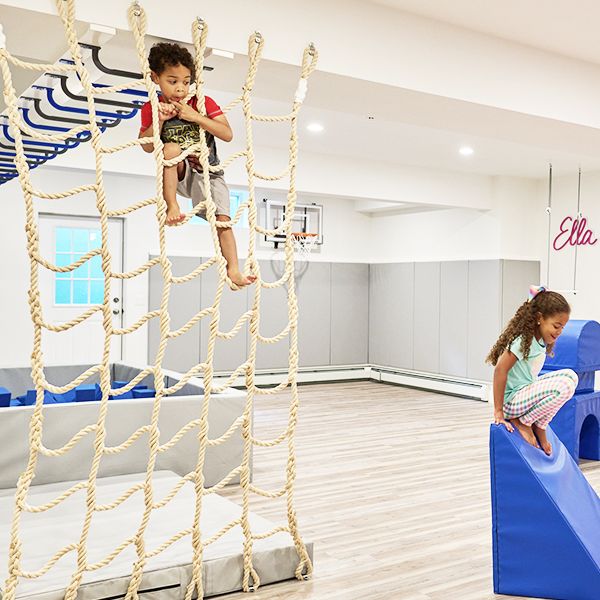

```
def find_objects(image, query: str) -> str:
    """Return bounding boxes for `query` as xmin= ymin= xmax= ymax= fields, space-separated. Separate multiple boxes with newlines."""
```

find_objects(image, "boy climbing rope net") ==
xmin=139 ymin=42 xmax=256 ymax=289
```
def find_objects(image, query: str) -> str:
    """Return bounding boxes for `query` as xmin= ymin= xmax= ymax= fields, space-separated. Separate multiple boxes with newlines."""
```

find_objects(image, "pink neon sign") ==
xmin=553 ymin=215 xmax=598 ymax=251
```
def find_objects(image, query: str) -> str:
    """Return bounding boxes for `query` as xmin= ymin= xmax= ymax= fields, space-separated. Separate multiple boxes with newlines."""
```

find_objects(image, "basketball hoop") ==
xmin=291 ymin=232 xmax=318 ymax=260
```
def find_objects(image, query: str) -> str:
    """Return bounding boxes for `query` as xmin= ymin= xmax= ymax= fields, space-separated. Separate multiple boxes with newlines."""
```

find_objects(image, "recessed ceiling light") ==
xmin=307 ymin=123 xmax=324 ymax=133
xmin=459 ymin=146 xmax=474 ymax=156
xmin=211 ymin=48 xmax=235 ymax=59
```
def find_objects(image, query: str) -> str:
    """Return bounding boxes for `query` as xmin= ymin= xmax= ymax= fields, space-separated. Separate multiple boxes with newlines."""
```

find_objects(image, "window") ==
xmin=189 ymin=189 xmax=249 ymax=228
xmin=229 ymin=190 xmax=249 ymax=228
xmin=54 ymin=227 xmax=104 ymax=305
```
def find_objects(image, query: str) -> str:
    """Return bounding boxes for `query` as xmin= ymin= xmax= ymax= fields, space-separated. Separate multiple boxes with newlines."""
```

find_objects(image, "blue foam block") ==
xmin=23 ymin=390 xmax=54 ymax=405
xmin=0 ymin=386 xmax=10 ymax=408
xmin=132 ymin=389 xmax=156 ymax=399
xmin=112 ymin=381 xmax=147 ymax=390
xmin=551 ymin=391 xmax=600 ymax=461
xmin=110 ymin=391 xmax=133 ymax=400
xmin=110 ymin=380 xmax=147 ymax=400
xmin=22 ymin=390 xmax=36 ymax=406
xmin=490 ymin=424 xmax=600 ymax=599
xmin=52 ymin=389 xmax=76 ymax=403
xmin=543 ymin=319 xmax=600 ymax=372
xmin=75 ymin=384 xmax=101 ymax=402
xmin=20 ymin=389 xmax=77 ymax=405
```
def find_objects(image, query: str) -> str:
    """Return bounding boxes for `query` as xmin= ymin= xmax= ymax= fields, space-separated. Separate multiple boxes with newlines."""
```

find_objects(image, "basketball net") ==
xmin=291 ymin=232 xmax=318 ymax=261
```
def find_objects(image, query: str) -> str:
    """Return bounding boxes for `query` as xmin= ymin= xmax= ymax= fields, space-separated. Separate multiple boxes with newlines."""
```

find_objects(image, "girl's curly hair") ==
xmin=486 ymin=290 xmax=570 ymax=366
xmin=148 ymin=42 xmax=195 ymax=81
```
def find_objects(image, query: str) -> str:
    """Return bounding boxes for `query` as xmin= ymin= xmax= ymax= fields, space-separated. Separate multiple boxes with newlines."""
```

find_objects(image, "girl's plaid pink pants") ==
xmin=504 ymin=369 xmax=578 ymax=429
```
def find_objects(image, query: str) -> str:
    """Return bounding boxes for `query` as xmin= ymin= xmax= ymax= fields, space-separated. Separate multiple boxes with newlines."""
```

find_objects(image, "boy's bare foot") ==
xmin=510 ymin=418 xmax=540 ymax=449
xmin=228 ymin=270 xmax=257 ymax=289
xmin=166 ymin=204 xmax=185 ymax=226
xmin=532 ymin=424 xmax=552 ymax=455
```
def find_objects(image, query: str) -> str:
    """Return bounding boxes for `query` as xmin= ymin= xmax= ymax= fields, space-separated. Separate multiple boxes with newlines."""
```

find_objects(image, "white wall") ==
xmin=0 ymin=167 xmax=548 ymax=365
xmin=368 ymin=176 xmax=545 ymax=263
xmin=0 ymin=164 xmax=374 ymax=367
xmin=538 ymin=170 xmax=600 ymax=323
xmin=0 ymin=165 xmax=560 ymax=370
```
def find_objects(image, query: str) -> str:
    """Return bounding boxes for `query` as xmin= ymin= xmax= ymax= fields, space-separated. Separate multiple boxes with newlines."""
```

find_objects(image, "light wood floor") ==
xmin=219 ymin=381 xmax=600 ymax=600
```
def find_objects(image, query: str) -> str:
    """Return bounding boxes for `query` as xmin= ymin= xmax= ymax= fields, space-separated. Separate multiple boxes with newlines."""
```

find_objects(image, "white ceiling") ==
xmin=177 ymin=54 xmax=600 ymax=178
xmin=2 ymin=3 xmax=600 ymax=182
xmin=369 ymin=0 xmax=600 ymax=66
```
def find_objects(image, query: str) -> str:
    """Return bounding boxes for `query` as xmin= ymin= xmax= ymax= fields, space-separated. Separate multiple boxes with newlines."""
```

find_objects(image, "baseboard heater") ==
xmin=214 ymin=364 xmax=489 ymax=401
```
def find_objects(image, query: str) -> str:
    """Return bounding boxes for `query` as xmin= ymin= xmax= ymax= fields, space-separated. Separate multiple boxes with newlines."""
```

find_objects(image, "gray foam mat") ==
xmin=0 ymin=471 xmax=312 ymax=599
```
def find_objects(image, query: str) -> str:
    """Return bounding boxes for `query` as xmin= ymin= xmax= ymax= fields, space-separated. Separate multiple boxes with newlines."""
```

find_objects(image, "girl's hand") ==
xmin=172 ymin=100 xmax=198 ymax=122
xmin=494 ymin=410 xmax=514 ymax=432
xmin=158 ymin=103 xmax=177 ymax=122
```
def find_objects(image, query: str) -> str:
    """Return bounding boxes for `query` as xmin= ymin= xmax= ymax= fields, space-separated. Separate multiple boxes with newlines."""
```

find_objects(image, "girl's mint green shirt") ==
xmin=504 ymin=335 xmax=547 ymax=402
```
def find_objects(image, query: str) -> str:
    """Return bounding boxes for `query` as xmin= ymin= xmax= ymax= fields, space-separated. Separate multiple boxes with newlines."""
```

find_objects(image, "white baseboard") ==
xmin=370 ymin=367 xmax=488 ymax=400
xmin=213 ymin=364 xmax=489 ymax=401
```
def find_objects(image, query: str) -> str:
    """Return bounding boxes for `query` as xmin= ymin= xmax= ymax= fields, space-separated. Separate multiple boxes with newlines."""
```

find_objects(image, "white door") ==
xmin=38 ymin=214 xmax=124 ymax=365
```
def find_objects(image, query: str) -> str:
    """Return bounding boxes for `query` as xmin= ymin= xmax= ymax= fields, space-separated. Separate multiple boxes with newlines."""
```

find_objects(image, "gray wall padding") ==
xmin=0 ymin=391 xmax=246 ymax=490
xmin=200 ymin=257 xmax=249 ymax=373
xmin=369 ymin=263 xmax=415 ymax=369
xmin=254 ymin=260 xmax=291 ymax=370
xmin=467 ymin=260 xmax=502 ymax=381
xmin=413 ymin=262 xmax=440 ymax=373
xmin=0 ymin=363 xmax=204 ymax=400
xmin=113 ymin=364 xmax=204 ymax=396
xmin=148 ymin=257 xmax=372 ymax=373
xmin=439 ymin=261 xmax=469 ymax=377
xmin=0 ymin=364 xmax=102 ymax=398
xmin=113 ymin=363 xmax=158 ymax=391
xmin=502 ymin=260 xmax=541 ymax=328
xmin=143 ymin=257 xmax=540 ymax=380
xmin=297 ymin=261 xmax=331 ymax=367
xmin=148 ymin=256 xmax=202 ymax=372
xmin=330 ymin=263 xmax=369 ymax=365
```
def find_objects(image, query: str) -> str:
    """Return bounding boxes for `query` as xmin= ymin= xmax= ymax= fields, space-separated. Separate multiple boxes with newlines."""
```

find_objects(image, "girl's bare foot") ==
xmin=532 ymin=424 xmax=552 ymax=455
xmin=510 ymin=418 xmax=540 ymax=449
xmin=228 ymin=270 xmax=257 ymax=290
xmin=166 ymin=204 xmax=185 ymax=226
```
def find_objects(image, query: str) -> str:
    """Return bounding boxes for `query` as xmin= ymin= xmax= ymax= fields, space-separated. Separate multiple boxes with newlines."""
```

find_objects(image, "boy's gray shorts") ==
xmin=176 ymin=163 xmax=230 ymax=218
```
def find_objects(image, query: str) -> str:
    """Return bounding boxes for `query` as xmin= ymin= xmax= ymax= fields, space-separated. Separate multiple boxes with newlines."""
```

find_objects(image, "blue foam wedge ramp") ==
xmin=490 ymin=424 xmax=600 ymax=599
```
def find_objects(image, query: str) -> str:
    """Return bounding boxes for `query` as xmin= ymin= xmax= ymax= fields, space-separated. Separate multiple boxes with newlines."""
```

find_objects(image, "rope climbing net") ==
xmin=0 ymin=0 xmax=318 ymax=598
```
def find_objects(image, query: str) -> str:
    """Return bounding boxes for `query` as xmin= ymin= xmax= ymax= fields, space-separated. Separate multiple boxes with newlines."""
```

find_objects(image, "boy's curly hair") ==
xmin=148 ymin=42 xmax=195 ymax=80
xmin=486 ymin=290 xmax=570 ymax=366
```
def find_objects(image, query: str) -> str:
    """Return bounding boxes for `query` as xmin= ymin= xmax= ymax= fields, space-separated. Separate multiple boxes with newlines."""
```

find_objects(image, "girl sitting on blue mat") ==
xmin=487 ymin=286 xmax=577 ymax=455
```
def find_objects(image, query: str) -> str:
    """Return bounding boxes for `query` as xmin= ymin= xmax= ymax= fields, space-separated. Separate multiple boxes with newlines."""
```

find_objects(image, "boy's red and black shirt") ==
xmin=139 ymin=95 xmax=224 ymax=172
